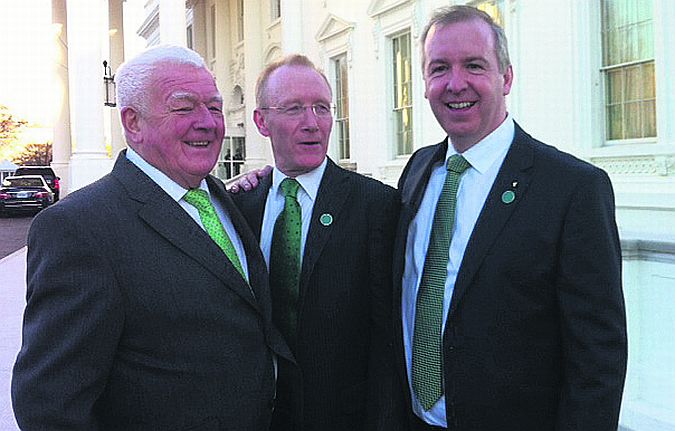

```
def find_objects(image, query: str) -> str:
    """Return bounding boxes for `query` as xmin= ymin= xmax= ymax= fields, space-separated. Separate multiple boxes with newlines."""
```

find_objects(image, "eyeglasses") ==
xmin=259 ymin=103 xmax=334 ymax=118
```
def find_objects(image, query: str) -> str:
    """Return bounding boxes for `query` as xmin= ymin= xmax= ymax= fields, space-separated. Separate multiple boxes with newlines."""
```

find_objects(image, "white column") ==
xmin=109 ymin=0 xmax=125 ymax=158
xmin=66 ymin=0 xmax=111 ymax=192
xmin=280 ymin=0 xmax=303 ymax=53
xmin=159 ymin=0 xmax=187 ymax=45
xmin=51 ymin=0 xmax=72 ymax=196
xmin=243 ymin=0 xmax=272 ymax=170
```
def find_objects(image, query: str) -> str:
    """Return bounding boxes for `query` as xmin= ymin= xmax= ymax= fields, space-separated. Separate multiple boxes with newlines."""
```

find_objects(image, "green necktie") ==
xmin=183 ymin=188 xmax=247 ymax=280
xmin=412 ymin=154 xmax=471 ymax=411
xmin=269 ymin=178 xmax=302 ymax=347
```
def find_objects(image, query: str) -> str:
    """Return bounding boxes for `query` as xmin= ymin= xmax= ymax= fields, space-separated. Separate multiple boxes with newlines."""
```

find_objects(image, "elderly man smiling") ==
xmin=12 ymin=45 xmax=292 ymax=431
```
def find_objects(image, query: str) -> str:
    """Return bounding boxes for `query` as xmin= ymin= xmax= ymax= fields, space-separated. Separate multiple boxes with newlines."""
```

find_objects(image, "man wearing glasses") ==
xmin=233 ymin=54 xmax=405 ymax=431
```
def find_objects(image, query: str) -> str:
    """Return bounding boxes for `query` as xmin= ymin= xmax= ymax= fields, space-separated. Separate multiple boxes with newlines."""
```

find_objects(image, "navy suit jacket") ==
xmin=393 ymin=124 xmax=627 ymax=430
xmin=12 ymin=152 xmax=293 ymax=431
xmin=233 ymin=159 xmax=406 ymax=431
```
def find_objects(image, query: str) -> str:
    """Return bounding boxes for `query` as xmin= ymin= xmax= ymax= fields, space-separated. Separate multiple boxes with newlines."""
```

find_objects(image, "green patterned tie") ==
xmin=412 ymin=154 xmax=471 ymax=411
xmin=269 ymin=178 xmax=302 ymax=347
xmin=184 ymin=188 xmax=246 ymax=280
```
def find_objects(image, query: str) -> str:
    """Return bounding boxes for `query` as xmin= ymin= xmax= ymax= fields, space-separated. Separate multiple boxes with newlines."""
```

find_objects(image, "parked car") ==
xmin=0 ymin=175 xmax=55 ymax=215
xmin=14 ymin=166 xmax=60 ymax=201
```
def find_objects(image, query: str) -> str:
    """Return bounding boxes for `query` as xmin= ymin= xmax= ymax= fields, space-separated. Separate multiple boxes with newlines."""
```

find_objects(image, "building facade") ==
xmin=51 ymin=0 xmax=675 ymax=429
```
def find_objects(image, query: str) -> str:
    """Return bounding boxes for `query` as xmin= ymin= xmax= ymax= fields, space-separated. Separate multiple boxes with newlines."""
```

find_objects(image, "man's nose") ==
xmin=446 ymin=70 xmax=468 ymax=93
xmin=300 ymin=107 xmax=320 ymax=131
xmin=194 ymin=104 xmax=219 ymax=129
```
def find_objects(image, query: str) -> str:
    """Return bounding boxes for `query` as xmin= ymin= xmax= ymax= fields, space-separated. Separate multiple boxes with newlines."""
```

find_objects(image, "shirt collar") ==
xmin=126 ymin=146 xmax=209 ymax=201
xmin=271 ymin=157 xmax=328 ymax=202
xmin=445 ymin=114 xmax=515 ymax=174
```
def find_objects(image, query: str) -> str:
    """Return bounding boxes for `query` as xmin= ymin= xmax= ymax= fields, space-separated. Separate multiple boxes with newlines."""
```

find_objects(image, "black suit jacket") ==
xmin=12 ymin=152 xmax=293 ymax=431
xmin=393 ymin=124 xmax=627 ymax=430
xmin=234 ymin=159 xmax=406 ymax=431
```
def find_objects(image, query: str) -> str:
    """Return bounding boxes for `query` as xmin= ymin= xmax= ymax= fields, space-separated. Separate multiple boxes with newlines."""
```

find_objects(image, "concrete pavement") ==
xmin=0 ymin=247 xmax=25 ymax=430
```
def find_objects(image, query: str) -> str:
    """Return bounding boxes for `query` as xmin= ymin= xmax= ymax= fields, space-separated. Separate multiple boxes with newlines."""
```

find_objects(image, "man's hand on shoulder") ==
xmin=227 ymin=165 xmax=273 ymax=193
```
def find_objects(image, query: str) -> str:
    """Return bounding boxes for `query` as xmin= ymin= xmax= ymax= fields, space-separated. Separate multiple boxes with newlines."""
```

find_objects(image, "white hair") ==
xmin=115 ymin=44 xmax=208 ymax=115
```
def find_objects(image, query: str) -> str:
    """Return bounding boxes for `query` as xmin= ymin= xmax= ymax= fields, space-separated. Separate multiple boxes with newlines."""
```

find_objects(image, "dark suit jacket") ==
xmin=233 ymin=158 xmax=405 ymax=431
xmin=12 ymin=152 xmax=293 ymax=431
xmin=393 ymin=124 xmax=627 ymax=431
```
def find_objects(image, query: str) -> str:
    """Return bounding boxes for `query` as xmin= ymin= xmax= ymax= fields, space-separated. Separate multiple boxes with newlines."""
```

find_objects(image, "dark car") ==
xmin=14 ymin=166 xmax=60 ymax=201
xmin=0 ymin=175 xmax=55 ymax=215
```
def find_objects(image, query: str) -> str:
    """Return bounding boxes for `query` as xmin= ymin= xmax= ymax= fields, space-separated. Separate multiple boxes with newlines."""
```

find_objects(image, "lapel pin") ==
xmin=319 ymin=213 xmax=333 ymax=226
xmin=512 ymin=180 xmax=519 ymax=188
xmin=501 ymin=190 xmax=516 ymax=204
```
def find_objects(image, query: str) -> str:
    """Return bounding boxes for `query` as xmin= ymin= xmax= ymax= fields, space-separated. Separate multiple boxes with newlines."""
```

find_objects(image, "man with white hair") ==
xmin=12 ymin=45 xmax=292 ymax=430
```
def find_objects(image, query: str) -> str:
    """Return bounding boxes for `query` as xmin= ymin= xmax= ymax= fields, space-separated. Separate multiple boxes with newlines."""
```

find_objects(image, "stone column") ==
xmin=243 ymin=0 xmax=270 ymax=170
xmin=51 ymin=0 xmax=72 ymax=196
xmin=159 ymin=0 xmax=187 ymax=45
xmin=108 ymin=0 xmax=125 ymax=158
xmin=280 ymin=0 xmax=303 ymax=53
xmin=66 ymin=0 xmax=111 ymax=192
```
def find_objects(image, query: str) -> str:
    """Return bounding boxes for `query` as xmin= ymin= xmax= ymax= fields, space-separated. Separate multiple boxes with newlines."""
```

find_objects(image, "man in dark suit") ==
xmin=12 ymin=45 xmax=292 ymax=430
xmin=395 ymin=6 xmax=627 ymax=430
xmin=233 ymin=54 xmax=403 ymax=431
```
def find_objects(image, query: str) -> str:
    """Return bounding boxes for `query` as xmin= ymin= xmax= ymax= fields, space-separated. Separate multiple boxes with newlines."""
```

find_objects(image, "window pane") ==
xmin=334 ymin=55 xmax=350 ymax=160
xmin=606 ymin=70 xmax=622 ymax=105
xmin=392 ymin=32 xmax=413 ymax=156
xmin=607 ymin=105 xmax=623 ymax=140
xmin=643 ymin=100 xmax=656 ymax=137
xmin=601 ymin=0 xmax=655 ymax=142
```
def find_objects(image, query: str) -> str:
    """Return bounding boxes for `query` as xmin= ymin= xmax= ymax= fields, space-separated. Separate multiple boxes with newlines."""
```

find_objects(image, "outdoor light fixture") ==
xmin=103 ymin=60 xmax=116 ymax=107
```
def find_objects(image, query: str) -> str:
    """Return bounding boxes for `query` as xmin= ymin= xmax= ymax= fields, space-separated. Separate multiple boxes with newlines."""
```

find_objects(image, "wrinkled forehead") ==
xmin=152 ymin=63 xmax=221 ymax=98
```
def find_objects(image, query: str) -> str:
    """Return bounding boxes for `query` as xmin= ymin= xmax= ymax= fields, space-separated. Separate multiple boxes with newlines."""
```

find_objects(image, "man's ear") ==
xmin=120 ymin=107 xmax=143 ymax=144
xmin=253 ymin=109 xmax=271 ymax=137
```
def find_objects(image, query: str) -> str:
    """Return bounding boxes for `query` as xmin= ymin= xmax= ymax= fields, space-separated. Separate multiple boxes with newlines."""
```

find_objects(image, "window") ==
xmin=601 ymin=0 xmax=655 ymax=141
xmin=271 ymin=0 xmax=281 ymax=21
xmin=218 ymin=137 xmax=246 ymax=180
xmin=186 ymin=24 xmax=193 ymax=49
xmin=392 ymin=32 xmax=413 ymax=156
xmin=237 ymin=0 xmax=244 ymax=42
xmin=333 ymin=55 xmax=350 ymax=160
xmin=472 ymin=0 xmax=505 ymax=26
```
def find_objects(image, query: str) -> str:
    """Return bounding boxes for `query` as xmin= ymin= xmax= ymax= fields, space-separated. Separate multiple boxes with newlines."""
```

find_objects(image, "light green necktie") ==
xmin=184 ymin=188 xmax=246 ymax=280
xmin=269 ymin=178 xmax=302 ymax=347
xmin=412 ymin=154 xmax=471 ymax=411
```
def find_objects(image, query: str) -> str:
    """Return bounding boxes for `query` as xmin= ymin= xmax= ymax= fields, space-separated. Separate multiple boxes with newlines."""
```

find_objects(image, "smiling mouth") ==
xmin=185 ymin=141 xmax=210 ymax=147
xmin=446 ymin=102 xmax=476 ymax=110
xmin=299 ymin=141 xmax=320 ymax=146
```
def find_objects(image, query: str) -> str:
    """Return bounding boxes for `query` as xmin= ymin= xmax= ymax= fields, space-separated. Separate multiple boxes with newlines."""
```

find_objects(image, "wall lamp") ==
xmin=103 ymin=60 xmax=116 ymax=107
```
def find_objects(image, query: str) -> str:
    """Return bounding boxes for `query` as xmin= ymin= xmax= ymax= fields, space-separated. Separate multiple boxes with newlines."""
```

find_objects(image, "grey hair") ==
xmin=420 ymin=5 xmax=511 ymax=74
xmin=115 ymin=44 xmax=208 ymax=115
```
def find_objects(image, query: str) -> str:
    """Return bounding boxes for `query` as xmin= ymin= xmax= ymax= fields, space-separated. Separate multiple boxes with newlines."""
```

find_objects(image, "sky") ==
xmin=0 ymin=0 xmax=57 ymax=126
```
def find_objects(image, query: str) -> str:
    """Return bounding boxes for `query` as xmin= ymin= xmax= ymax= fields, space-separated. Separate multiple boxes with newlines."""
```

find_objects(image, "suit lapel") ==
xmin=449 ymin=125 xmax=535 ymax=315
xmin=111 ymin=155 xmax=261 ymax=313
xmin=299 ymin=159 xmax=350 ymax=297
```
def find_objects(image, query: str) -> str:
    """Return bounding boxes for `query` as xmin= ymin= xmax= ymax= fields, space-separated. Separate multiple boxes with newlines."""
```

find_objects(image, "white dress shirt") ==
xmin=259 ymin=159 xmax=327 ymax=267
xmin=126 ymin=147 xmax=249 ymax=281
xmin=402 ymin=116 xmax=515 ymax=426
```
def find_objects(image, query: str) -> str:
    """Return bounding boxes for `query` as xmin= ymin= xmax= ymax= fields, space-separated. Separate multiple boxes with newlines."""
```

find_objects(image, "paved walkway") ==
xmin=0 ymin=247 xmax=25 ymax=430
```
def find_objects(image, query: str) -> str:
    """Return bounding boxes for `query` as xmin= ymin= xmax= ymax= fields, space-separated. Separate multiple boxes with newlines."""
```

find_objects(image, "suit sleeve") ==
xmin=555 ymin=168 xmax=627 ymax=430
xmin=11 ymin=206 xmax=124 ymax=431
xmin=365 ymin=186 xmax=409 ymax=431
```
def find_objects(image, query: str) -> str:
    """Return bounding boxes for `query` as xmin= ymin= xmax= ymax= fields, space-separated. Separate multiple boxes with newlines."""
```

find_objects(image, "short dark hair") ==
xmin=420 ymin=5 xmax=511 ymax=74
